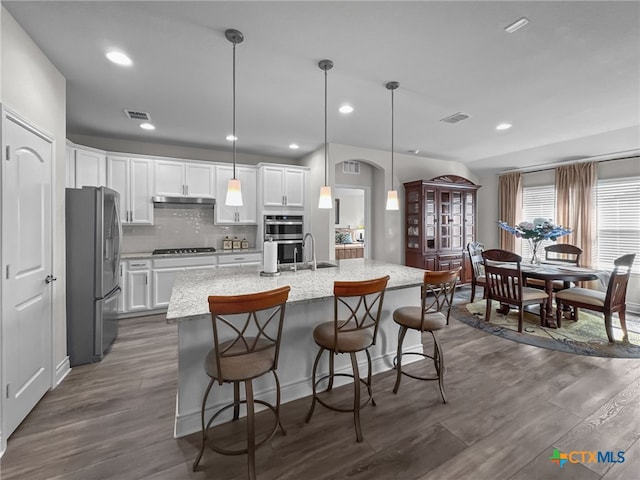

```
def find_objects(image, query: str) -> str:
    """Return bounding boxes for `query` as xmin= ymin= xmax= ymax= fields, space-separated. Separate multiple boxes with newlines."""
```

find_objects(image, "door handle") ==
xmin=45 ymin=274 xmax=57 ymax=284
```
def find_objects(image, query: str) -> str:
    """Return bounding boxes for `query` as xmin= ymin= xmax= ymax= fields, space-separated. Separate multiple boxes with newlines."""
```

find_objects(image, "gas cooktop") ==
xmin=152 ymin=247 xmax=216 ymax=255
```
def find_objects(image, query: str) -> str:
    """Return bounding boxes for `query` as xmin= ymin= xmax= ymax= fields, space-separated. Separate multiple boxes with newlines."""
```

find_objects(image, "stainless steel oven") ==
xmin=264 ymin=215 xmax=304 ymax=264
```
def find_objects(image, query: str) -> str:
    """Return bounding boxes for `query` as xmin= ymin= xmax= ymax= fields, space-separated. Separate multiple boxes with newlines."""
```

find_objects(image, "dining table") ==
xmin=498 ymin=263 xmax=604 ymax=328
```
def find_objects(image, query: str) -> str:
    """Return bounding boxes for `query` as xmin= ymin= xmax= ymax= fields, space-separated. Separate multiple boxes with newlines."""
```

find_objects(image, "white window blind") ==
xmin=521 ymin=185 xmax=556 ymax=260
xmin=597 ymin=177 xmax=640 ymax=274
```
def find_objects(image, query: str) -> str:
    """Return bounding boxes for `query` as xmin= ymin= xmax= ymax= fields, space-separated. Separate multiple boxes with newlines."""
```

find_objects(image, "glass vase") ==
xmin=528 ymin=239 xmax=541 ymax=265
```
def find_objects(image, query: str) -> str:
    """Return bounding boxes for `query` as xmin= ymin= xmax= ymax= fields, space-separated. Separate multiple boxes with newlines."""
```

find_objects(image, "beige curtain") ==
xmin=555 ymin=162 xmax=597 ymax=267
xmin=498 ymin=172 xmax=522 ymax=252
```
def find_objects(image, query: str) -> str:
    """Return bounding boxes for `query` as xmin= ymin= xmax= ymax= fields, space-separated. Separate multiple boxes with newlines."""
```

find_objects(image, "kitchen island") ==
xmin=167 ymin=258 xmax=426 ymax=438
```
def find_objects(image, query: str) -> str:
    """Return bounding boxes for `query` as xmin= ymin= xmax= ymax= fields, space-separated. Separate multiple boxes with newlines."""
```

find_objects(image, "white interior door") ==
xmin=1 ymin=110 xmax=53 ymax=439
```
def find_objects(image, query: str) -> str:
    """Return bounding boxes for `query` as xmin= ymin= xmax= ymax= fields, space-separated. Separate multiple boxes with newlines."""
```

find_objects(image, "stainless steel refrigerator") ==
xmin=65 ymin=186 xmax=122 ymax=366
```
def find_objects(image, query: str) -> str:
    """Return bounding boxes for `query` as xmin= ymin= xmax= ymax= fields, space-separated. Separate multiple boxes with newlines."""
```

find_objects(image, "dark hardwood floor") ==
xmin=2 ymin=286 xmax=639 ymax=480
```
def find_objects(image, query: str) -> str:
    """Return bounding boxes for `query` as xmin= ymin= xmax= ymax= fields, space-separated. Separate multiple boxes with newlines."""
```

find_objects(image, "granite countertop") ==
xmin=166 ymin=258 xmax=425 ymax=322
xmin=121 ymin=249 xmax=262 ymax=260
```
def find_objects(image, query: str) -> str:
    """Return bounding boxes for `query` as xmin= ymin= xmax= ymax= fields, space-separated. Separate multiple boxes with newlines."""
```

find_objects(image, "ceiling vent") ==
xmin=343 ymin=160 xmax=360 ymax=174
xmin=124 ymin=110 xmax=151 ymax=121
xmin=440 ymin=112 xmax=470 ymax=124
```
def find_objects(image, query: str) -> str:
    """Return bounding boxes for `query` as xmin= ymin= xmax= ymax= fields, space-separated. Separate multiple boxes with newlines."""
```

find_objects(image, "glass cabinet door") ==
xmin=424 ymin=188 xmax=436 ymax=252
xmin=405 ymin=187 xmax=421 ymax=251
xmin=438 ymin=190 xmax=463 ymax=250
xmin=465 ymin=191 xmax=476 ymax=248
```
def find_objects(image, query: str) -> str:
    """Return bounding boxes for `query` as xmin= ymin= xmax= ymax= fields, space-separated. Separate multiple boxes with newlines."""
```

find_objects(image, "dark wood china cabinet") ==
xmin=404 ymin=176 xmax=480 ymax=284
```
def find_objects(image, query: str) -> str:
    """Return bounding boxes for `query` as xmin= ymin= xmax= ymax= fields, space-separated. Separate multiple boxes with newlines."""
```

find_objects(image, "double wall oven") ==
xmin=264 ymin=215 xmax=303 ymax=264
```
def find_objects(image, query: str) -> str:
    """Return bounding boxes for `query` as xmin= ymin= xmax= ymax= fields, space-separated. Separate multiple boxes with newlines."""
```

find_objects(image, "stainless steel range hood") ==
xmin=152 ymin=196 xmax=216 ymax=207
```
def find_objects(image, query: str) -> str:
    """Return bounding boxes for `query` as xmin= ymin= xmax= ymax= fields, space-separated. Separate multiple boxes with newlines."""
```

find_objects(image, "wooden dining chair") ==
xmin=527 ymin=243 xmax=583 ymax=291
xmin=467 ymin=241 xmax=486 ymax=302
xmin=193 ymin=285 xmax=291 ymax=480
xmin=555 ymin=253 xmax=636 ymax=342
xmin=305 ymin=276 xmax=390 ymax=442
xmin=392 ymin=268 xmax=460 ymax=403
xmin=482 ymin=249 xmax=549 ymax=332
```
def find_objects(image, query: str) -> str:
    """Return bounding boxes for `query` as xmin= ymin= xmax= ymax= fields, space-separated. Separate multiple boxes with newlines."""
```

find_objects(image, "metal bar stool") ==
xmin=392 ymin=268 xmax=459 ymax=403
xmin=192 ymin=285 xmax=291 ymax=480
xmin=305 ymin=275 xmax=390 ymax=442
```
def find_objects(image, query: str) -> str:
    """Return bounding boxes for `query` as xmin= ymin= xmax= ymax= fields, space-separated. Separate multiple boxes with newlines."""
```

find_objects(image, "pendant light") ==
xmin=318 ymin=59 xmax=334 ymax=209
xmin=385 ymin=81 xmax=400 ymax=211
xmin=225 ymin=29 xmax=244 ymax=207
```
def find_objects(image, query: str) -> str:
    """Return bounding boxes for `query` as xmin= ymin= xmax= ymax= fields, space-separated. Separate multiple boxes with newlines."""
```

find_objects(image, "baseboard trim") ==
xmin=173 ymin=343 xmax=423 ymax=438
xmin=54 ymin=356 xmax=71 ymax=387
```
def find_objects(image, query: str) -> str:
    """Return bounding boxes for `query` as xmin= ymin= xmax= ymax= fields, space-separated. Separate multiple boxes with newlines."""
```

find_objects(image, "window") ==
xmin=521 ymin=185 xmax=555 ymax=260
xmin=597 ymin=177 xmax=640 ymax=274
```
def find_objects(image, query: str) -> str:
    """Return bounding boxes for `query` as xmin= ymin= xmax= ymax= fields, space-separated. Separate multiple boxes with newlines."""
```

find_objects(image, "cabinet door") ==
xmin=127 ymin=270 xmax=150 ymax=311
xmin=214 ymin=166 xmax=239 ymax=224
xmin=75 ymin=148 xmax=106 ymax=187
xmin=155 ymin=160 xmax=185 ymax=195
xmin=423 ymin=187 xmax=437 ymax=253
xmin=107 ymin=156 xmax=130 ymax=223
xmin=130 ymin=158 xmax=154 ymax=225
xmin=262 ymin=166 xmax=285 ymax=206
xmin=185 ymin=163 xmax=214 ymax=197
xmin=237 ymin=167 xmax=257 ymax=223
xmin=117 ymin=262 xmax=126 ymax=313
xmin=152 ymin=267 xmax=183 ymax=309
xmin=283 ymin=168 xmax=305 ymax=207
xmin=405 ymin=186 xmax=422 ymax=252
xmin=65 ymin=146 xmax=75 ymax=188
xmin=464 ymin=190 xmax=476 ymax=249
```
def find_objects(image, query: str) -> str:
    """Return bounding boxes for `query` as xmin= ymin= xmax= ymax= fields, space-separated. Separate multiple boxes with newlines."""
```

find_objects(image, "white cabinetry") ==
xmin=118 ymin=262 xmax=126 ymax=314
xmin=152 ymin=256 xmax=217 ymax=308
xmin=126 ymin=260 xmax=151 ymax=312
xmin=107 ymin=156 xmax=154 ymax=225
xmin=154 ymin=160 xmax=215 ymax=198
xmin=261 ymin=165 xmax=305 ymax=208
xmin=217 ymin=252 xmax=262 ymax=267
xmin=66 ymin=144 xmax=107 ymax=188
xmin=215 ymin=165 xmax=258 ymax=224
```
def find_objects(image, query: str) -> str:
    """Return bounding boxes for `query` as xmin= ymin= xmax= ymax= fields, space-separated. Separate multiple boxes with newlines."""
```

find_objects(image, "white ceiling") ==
xmin=4 ymin=1 xmax=640 ymax=176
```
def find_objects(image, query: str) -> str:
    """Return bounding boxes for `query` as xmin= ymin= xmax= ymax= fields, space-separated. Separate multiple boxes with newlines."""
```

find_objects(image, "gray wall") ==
xmin=1 ymin=7 xmax=67 ymax=375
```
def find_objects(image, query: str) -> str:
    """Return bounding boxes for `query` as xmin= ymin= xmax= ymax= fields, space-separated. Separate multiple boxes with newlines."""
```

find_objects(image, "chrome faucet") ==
xmin=302 ymin=233 xmax=317 ymax=271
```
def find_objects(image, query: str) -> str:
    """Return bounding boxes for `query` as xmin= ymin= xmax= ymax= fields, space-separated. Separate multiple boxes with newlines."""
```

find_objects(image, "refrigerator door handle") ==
xmin=45 ymin=274 xmax=57 ymax=284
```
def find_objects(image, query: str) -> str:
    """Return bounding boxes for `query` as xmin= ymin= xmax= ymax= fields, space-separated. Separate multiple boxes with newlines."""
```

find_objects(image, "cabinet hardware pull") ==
xmin=45 ymin=274 xmax=57 ymax=284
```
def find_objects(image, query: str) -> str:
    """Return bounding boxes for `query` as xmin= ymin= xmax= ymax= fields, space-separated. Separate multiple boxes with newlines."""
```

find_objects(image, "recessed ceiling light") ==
xmin=140 ymin=123 xmax=155 ymax=130
xmin=226 ymin=134 xmax=237 ymax=141
xmin=496 ymin=123 xmax=512 ymax=131
xmin=106 ymin=50 xmax=133 ymax=66
xmin=289 ymin=143 xmax=300 ymax=150
xmin=504 ymin=17 xmax=529 ymax=33
xmin=338 ymin=105 xmax=354 ymax=114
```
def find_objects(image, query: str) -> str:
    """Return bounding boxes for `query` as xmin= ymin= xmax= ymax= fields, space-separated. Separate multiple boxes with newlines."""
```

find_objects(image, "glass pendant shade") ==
xmin=225 ymin=178 xmax=243 ymax=206
xmin=386 ymin=190 xmax=399 ymax=210
xmin=318 ymin=185 xmax=333 ymax=209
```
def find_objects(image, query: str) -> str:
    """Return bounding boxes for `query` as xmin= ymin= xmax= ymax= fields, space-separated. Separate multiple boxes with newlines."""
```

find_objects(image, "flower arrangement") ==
xmin=498 ymin=218 xmax=572 ymax=264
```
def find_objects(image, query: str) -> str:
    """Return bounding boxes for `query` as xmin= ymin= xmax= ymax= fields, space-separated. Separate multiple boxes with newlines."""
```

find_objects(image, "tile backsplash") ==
xmin=122 ymin=207 xmax=257 ymax=253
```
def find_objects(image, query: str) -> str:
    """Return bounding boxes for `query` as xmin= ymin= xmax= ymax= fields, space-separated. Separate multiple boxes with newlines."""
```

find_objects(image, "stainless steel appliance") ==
xmin=264 ymin=215 xmax=303 ymax=264
xmin=66 ymin=186 xmax=122 ymax=366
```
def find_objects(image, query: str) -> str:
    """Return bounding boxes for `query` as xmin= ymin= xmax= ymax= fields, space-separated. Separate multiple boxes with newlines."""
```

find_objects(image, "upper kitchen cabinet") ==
xmin=215 ymin=165 xmax=258 ymax=224
xmin=107 ymin=156 xmax=154 ymax=225
xmin=259 ymin=165 xmax=306 ymax=208
xmin=66 ymin=143 xmax=107 ymax=188
xmin=154 ymin=159 xmax=215 ymax=198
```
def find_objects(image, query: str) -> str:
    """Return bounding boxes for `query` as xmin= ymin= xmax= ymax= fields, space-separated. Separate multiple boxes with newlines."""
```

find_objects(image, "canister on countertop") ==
xmin=241 ymin=238 xmax=249 ymax=249
xmin=223 ymin=236 xmax=232 ymax=250
xmin=232 ymin=236 xmax=241 ymax=250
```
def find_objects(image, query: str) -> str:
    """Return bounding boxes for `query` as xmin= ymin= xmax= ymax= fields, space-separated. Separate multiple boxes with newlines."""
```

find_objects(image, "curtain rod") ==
xmin=499 ymin=152 xmax=640 ymax=176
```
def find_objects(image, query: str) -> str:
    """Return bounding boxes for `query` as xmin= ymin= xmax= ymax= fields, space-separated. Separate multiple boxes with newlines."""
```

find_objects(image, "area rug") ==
xmin=453 ymin=300 xmax=640 ymax=358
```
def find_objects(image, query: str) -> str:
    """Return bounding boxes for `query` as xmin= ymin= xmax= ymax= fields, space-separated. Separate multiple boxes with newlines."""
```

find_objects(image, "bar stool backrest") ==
xmin=333 ymin=276 xmax=390 ymax=346
xmin=207 ymin=286 xmax=291 ymax=384
xmin=421 ymin=268 xmax=460 ymax=327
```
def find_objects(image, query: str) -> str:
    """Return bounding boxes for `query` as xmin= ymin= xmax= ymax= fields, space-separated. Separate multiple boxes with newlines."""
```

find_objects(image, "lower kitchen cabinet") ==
xmin=126 ymin=260 xmax=151 ymax=312
xmin=217 ymin=252 xmax=261 ymax=267
xmin=152 ymin=256 xmax=217 ymax=309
